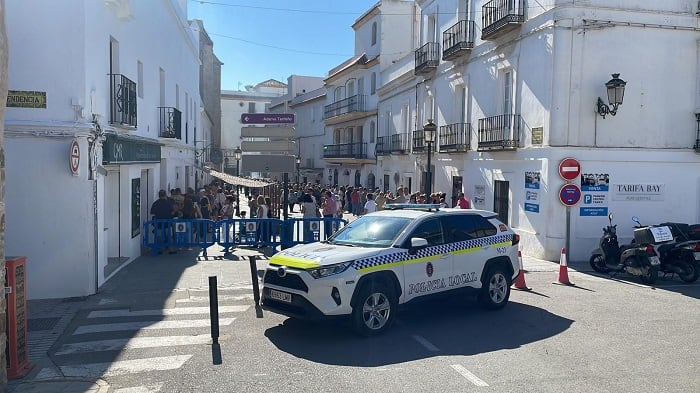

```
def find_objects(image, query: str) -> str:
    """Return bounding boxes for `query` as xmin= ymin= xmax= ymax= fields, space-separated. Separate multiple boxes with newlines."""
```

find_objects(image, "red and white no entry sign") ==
xmin=69 ymin=139 xmax=80 ymax=175
xmin=558 ymin=158 xmax=580 ymax=181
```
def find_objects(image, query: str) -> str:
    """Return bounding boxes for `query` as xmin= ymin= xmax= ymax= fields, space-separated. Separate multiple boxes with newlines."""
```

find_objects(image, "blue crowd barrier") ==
xmin=143 ymin=219 xmax=218 ymax=256
xmin=219 ymin=218 xmax=284 ymax=253
xmin=142 ymin=217 xmax=349 ymax=256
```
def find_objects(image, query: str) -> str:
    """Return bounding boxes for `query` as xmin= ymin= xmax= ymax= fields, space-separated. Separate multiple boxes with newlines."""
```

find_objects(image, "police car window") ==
xmin=407 ymin=219 xmax=444 ymax=246
xmin=442 ymin=214 xmax=497 ymax=242
xmin=330 ymin=216 xmax=411 ymax=247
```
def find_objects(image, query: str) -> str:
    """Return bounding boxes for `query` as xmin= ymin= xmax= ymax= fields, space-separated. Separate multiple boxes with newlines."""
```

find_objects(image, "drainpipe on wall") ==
xmin=88 ymin=116 xmax=106 ymax=293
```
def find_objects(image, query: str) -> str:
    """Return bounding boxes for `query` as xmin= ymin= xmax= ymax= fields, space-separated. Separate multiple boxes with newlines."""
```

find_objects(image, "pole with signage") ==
xmin=559 ymin=158 xmax=582 ymax=258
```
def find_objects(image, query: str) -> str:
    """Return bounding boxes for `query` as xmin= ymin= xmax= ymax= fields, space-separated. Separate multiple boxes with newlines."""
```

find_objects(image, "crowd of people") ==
xmin=148 ymin=181 xmax=472 ymax=252
xmin=150 ymin=181 xmax=472 ymax=223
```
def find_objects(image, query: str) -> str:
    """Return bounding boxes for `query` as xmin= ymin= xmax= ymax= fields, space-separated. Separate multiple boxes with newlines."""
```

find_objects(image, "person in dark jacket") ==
xmin=150 ymin=189 xmax=175 ymax=254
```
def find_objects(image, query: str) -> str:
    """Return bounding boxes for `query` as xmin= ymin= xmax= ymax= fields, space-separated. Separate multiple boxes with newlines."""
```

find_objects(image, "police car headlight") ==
xmin=308 ymin=261 xmax=354 ymax=279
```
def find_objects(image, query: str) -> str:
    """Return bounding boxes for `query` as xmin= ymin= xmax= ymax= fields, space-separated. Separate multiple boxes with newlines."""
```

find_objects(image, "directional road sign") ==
xmin=241 ymin=126 xmax=295 ymax=138
xmin=559 ymin=183 xmax=582 ymax=206
xmin=241 ymin=141 xmax=296 ymax=154
xmin=240 ymin=113 xmax=295 ymax=125
xmin=558 ymin=158 xmax=581 ymax=181
xmin=242 ymin=154 xmax=296 ymax=173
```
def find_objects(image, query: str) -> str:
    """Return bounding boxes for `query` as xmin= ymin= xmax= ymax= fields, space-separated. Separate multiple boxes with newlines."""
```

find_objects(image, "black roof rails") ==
xmin=383 ymin=203 xmax=442 ymax=212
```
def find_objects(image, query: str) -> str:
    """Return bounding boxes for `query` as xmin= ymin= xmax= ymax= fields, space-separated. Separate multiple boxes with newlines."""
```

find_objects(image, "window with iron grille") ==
xmin=109 ymin=73 xmax=137 ymax=127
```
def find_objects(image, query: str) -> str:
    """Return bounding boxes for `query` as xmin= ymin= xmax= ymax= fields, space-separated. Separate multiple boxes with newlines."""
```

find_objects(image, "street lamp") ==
xmin=596 ymin=73 xmax=627 ymax=119
xmin=234 ymin=146 xmax=242 ymax=216
xmin=295 ymin=155 xmax=301 ymax=184
xmin=423 ymin=119 xmax=437 ymax=200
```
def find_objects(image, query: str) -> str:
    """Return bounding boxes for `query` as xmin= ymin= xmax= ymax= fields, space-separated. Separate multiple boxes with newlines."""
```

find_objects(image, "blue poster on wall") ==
xmin=525 ymin=203 xmax=540 ymax=213
xmin=581 ymin=173 xmax=610 ymax=191
xmin=525 ymin=171 xmax=541 ymax=189
xmin=580 ymin=207 xmax=608 ymax=216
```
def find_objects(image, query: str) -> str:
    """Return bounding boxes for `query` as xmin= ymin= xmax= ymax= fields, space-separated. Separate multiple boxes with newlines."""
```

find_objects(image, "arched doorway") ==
xmin=355 ymin=170 xmax=361 ymax=187
xmin=367 ymin=173 xmax=376 ymax=191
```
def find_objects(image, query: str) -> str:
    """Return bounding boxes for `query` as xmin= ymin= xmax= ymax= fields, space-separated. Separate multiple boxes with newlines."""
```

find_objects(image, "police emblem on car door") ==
xmin=401 ymin=218 xmax=453 ymax=301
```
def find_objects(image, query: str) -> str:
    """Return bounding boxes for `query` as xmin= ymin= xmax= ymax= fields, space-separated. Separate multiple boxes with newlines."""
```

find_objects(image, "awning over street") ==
xmin=205 ymin=167 xmax=274 ymax=188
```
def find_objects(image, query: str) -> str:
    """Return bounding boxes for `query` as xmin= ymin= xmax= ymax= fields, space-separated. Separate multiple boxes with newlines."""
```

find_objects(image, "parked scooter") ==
xmin=589 ymin=213 xmax=660 ymax=284
xmin=644 ymin=221 xmax=700 ymax=283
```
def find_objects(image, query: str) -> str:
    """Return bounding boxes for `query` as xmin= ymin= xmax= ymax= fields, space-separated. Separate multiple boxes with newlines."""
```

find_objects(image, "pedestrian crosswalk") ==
xmin=34 ymin=286 xmax=254 ymax=391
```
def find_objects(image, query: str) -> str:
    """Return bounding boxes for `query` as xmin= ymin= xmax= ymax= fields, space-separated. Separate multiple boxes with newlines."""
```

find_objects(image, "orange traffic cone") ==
xmin=512 ymin=251 xmax=531 ymax=291
xmin=554 ymin=247 xmax=575 ymax=286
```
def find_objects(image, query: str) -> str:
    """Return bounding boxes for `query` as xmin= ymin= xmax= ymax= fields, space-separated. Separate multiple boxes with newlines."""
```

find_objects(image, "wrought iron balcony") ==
xmin=414 ymin=42 xmax=440 ymax=75
xmin=324 ymin=94 xmax=367 ymax=119
xmin=109 ymin=73 xmax=137 ymax=127
xmin=443 ymin=20 xmax=476 ymax=61
xmin=376 ymin=134 xmax=410 ymax=155
xmin=158 ymin=107 xmax=182 ymax=139
xmin=323 ymin=142 xmax=368 ymax=159
xmin=412 ymin=129 xmax=425 ymax=153
xmin=481 ymin=0 xmax=525 ymax=40
xmin=439 ymin=123 xmax=471 ymax=153
xmin=477 ymin=114 xmax=521 ymax=151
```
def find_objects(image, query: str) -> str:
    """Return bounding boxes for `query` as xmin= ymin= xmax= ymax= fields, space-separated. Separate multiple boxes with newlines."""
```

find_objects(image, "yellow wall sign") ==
xmin=531 ymin=127 xmax=543 ymax=145
xmin=6 ymin=90 xmax=46 ymax=108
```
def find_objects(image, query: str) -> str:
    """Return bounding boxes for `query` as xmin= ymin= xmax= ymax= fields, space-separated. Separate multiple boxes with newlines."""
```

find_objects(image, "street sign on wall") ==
xmin=240 ymin=113 xmax=295 ymax=124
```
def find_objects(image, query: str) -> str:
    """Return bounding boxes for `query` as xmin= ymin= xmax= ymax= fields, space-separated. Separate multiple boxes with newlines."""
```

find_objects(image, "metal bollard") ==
xmin=208 ymin=276 xmax=219 ymax=344
xmin=249 ymin=256 xmax=261 ymax=307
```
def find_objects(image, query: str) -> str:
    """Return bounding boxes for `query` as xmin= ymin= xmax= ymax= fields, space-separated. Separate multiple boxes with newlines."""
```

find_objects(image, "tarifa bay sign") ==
xmin=6 ymin=90 xmax=47 ymax=108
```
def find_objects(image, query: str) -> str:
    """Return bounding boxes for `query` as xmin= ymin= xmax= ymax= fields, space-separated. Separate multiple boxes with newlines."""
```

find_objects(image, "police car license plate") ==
xmin=269 ymin=289 xmax=291 ymax=303
xmin=649 ymin=256 xmax=660 ymax=266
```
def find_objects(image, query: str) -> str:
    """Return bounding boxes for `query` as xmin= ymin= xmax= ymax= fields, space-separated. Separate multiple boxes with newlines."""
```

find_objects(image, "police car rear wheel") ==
xmin=478 ymin=266 xmax=510 ymax=310
xmin=351 ymin=282 xmax=396 ymax=336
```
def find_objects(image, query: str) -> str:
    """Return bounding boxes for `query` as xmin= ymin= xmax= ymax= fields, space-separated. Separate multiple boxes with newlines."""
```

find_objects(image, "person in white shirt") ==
xmin=363 ymin=193 xmax=377 ymax=214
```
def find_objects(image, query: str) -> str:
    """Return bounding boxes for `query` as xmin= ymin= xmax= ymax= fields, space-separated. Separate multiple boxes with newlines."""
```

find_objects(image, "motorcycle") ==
xmin=649 ymin=221 xmax=700 ymax=283
xmin=589 ymin=213 xmax=660 ymax=284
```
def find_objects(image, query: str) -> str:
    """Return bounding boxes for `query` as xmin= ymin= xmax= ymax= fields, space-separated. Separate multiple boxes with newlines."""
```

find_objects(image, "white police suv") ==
xmin=261 ymin=204 xmax=520 ymax=336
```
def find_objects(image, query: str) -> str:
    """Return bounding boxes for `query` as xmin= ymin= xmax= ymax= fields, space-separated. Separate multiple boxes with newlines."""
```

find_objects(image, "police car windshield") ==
xmin=329 ymin=216 xmax=412 ymax=248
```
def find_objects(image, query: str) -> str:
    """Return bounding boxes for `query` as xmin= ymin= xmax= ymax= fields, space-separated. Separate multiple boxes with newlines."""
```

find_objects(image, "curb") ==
xmin=9 ymin=378 xmax=109 ymax=393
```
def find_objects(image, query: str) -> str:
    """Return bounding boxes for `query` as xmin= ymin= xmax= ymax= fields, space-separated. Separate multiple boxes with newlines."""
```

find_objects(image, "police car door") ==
xmin=442 ymin=214 xmax=499 ymax=289
xmin=401 ymin=218 xmax=453 ymax=302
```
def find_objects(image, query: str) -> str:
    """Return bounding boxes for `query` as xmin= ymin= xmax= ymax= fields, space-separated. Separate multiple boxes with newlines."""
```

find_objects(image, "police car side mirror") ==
xmin=408 ymin=237 xmax=429 ymax=255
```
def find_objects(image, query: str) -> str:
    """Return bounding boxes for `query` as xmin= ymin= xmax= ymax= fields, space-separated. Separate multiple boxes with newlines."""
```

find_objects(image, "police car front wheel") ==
xmin=351 ymin=282 xmax=397 ymax=336
xmin=478 ymin=266 xmax=511 ymax=310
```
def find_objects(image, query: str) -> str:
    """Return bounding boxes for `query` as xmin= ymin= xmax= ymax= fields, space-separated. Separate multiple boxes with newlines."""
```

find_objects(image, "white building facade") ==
xmin=322 ymin=0 xmax=419 ymax=190
xmin=4 ymin=0 xmax=203 ymax=299
xmin=314 ymin=0 xmax=700 ymax=262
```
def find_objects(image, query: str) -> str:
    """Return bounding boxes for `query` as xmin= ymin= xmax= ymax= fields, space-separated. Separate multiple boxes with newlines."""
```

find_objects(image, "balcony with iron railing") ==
xmin=439 ymin=123 xmax=471 ymax=153
xmin=481 ymin=0 xmax=525 ymax=40
xmin=376 ymin=134 xmax=410 ymax=155
xmin=158 ymin=107 xmax=182 ymax=139
xmin=324 ymin=94 xmax=367 ymax=119
xmin=477 ymin=114 xmax=521 ymax=151
xmin=412 ymin=129 xmax=425 ymax=153
xmin=442 ymin=20 xmax=476 ymax=61
xmin=323 ymin=142 xmax=368 ymax=160
xmin=414 ymin=42 xmax=440 ymax=75
xmin=109 ymin=73 xmax=137 ymax=127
